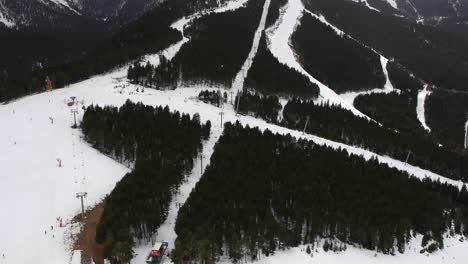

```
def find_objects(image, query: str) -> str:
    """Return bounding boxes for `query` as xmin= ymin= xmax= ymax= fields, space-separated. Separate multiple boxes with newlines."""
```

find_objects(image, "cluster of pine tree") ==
xmin=81 ymin=100 xmax=210 ymax=263
xmin=236 ymin=91 xmax=282 ymax=123
xmin=198 ymin=90 xmax=228 ymax=107
xmin=127 ymin=57 xmax=179 ymax=90
xmin=0 ymin=0 xmax=232 ymax=102
xmin=354 ymin=61 xmax=425 ymax=134
xmin=305 ymin=0 xmax=468 ymax=92
xmin=245 ymin=34 xmax=320 ymax=98
xmin=291 ymin=12 xmax=385 ymax=93
xmin=143 ymin=0 xmax=266 ymax=89
xmin=173 ymin=122 xmax=468 ymax=263
xmin=426 ymin=90 xmax=468 ymax=150
xmin=281 ymin=99 xmax=468 ymax=181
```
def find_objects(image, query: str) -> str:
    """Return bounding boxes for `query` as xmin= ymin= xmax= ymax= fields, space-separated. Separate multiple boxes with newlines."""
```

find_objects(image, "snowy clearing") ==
xmin=265 ymin=0 xmax=368 ymax=118
xmin=341 ymin=56 xmax=397 ymax=105
xmin=231 ymin=0 xmax=272 ymax=95
xmin=416 ymin=85 xmax=432 ymax=132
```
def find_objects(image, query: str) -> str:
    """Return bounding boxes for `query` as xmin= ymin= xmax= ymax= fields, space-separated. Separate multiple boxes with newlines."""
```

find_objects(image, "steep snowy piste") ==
xmin=231 ymin=0 xmax=272 ymax=95
xmin=266 ymin=0 xmax=369 ymax=118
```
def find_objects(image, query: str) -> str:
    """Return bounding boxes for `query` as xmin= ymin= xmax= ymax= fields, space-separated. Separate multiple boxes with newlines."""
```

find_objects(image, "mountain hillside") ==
xmin=1 ymin=0 xmax=468 ymax=263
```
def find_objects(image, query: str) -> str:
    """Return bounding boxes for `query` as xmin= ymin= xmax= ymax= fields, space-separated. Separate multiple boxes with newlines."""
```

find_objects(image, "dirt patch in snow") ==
xmin=72 ymin=202 xmax=105 ymax=264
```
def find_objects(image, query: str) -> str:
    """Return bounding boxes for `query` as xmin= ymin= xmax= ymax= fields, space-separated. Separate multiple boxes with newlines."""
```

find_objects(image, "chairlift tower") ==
xmin=76 ymin=192 xmax=87 ymax=220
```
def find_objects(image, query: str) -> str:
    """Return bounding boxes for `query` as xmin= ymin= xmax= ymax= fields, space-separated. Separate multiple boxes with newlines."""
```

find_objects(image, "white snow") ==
xmin=349 ymin=0 xmax=380 ymax=12
xmin=240 ymin=235 xmax=467 ymax=264
xmin=1 ymin=65 xmax=467 ymax=264
xmin=416 ymin=85 xmax=431 ymax=132
xmin=464 ymin=120 xmax=468 ymax=149
xmin=131 ymin=121 xmax=223 ymax=264
xmin=1 ymin=0 xmax=467 ymax=263
xmin=0 ymin=1 xmax=14 ymax=28
xmin=385 ymin=0 xmax=398 ymax=9
xmin=265 ymin=0 xmax=368 ymax=119
xmin=341 ymin=56 xmax=397 ymax=105
xmin=0 ymin=88 xmax=129 ymax=264
xmin=304 ymin=10 xmax=344 ymax=36
xmin=231 ymin=0 xmax=272 ymax=95
xmin=42 ymin=0 xmax=81 ymax=15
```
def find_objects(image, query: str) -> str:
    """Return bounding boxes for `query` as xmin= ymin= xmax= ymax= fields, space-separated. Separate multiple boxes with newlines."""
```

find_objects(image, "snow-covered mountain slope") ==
xmin=2 ymin=0 xmax=468 ymax=263
xmin=1 ymin=63 xmax=467 ymax=264
xmin=266 ymin=0 xmax=368 ymax=118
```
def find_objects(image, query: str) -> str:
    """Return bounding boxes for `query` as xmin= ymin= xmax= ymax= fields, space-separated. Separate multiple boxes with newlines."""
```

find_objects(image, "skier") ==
xmin=56 ymin=158 xmax=63 ymax=167
xmin=49 ymin=117 xmax=54 ymax=124
xmin=45 ymin=76 xmax=53 ymax=92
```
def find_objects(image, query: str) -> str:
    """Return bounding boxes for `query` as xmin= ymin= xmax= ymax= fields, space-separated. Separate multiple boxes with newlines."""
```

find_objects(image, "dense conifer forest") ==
xmin=426 ymin=90 xmax=468 ymax=150
xmin=304 ymin=0 xmax=468 ymax=92
xmin=81 ymin=101 xmax=210 ymax=263
xmin=245 ymin=34 xmax=320 ymax=98
xmin=354 ymin=61 xmax=425 ymax=134
xmin=0 ymin=0 xmax=232 ymax=102
xmin=282 ymin=99 xmax=468 ymax=182
xmin=144 ymin=0 xmax=266 ymax=88
xmin=173 ymin=122 xmax=468 ymax=263
xmin=236 ymin=91 xmax=282 ymax=122
xmin=291 ymin=13 xmax=385 ymax=93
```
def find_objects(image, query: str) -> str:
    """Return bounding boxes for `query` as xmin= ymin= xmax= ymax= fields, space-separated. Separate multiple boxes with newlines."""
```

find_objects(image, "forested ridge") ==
xmin=245 ymin=34 xmax=320 ymax=98
xmin=282 ymin=99 xmax=468 ymax=182
xmin=173 ymin=122 xmax=468 ymax=263
xmin=235 ymin=91 xmax=282 ymax=123
xmin=0 ymin=0 xmax=232 ymax=102
xmin=291 ymin=13 xmax=385 ymax=93
xmin=81 ymin=100 xmax=210 ymax=263
xmin=426 ymin=90 xmax=468 ymax=150
xmin=304 ymin=0 xmax=468 ymax=92
xmin=354 ymin=61 xmax=425 ymax=135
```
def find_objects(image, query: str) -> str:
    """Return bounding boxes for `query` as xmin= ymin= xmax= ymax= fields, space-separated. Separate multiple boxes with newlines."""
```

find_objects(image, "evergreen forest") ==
xmin=173 ymin=122 xmax=468 ymax=263
xmin=81 ymin=100 xmax=210 ymax=263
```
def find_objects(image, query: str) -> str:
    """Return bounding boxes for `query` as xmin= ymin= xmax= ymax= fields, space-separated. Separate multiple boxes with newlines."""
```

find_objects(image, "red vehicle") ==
xmin=146 ymin=242 xmax=168 ymax=264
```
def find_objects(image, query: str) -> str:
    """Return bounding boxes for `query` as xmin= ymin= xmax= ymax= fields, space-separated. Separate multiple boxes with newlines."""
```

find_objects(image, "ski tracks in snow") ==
xmin=130 ymin=122 xmax=224 ymax=264
xmin=416 ymin=85 xmax=432 ymax=132
xmin=142 ymin=0 xmax=251 ymax=68
xmin=266 ymin=0 xmax=369 ymax=119
xmin=341 ymin=56 xmax=397 ymax=104
xmin=231 ymin=0 xmax=272 ymax=95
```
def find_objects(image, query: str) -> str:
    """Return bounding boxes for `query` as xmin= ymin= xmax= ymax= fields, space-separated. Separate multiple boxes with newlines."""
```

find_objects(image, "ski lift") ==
xmin=146 ymin=242 xmax=168 ymax=264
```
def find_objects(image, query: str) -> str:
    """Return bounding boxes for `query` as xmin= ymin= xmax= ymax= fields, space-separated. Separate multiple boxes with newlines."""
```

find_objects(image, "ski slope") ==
xmin=1 ymin=0 xmax=467 ymax=263
xmin=1 ymin=63 xmax=467 ymax=263
xmin=231 ymin=0 xmax=272 ymax=95
xmin=0 ymin=88 xmax=129 ymax=264
xmin=143 ymin=0 xmax=251 ymax=67
xmin=417 ymin=85 xmax=432 ymax=132
xmin=265 ymin=0 xmax=368 ymax=118
xmin=131 ymin=123 xmax=224 ymax=264
xmin=341 ymin=56 xmax=397 ymax=104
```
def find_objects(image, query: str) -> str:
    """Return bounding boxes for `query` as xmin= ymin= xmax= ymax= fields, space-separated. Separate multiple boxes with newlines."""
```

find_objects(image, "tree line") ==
xmin=245 ymin=33 xmax=320 ymax=98
xmin=81 ymin=100 xmax=210 ymax=263
xmin=304 ymin=0 xmax=468 ymax=92
xmin=426 ymin=90 xmax=468 ymax=150
xmin=0 ymin=0 xmax=232 ymax=102
xmin=173 ymin=122 xmax=468 ymax=263
xmin=291 ymin=12 xmax=385 ymax=94
xmin=282 ymin=99 xmax=468 ymax=182
xmin=354 ymin=61 xmax=426 ymax=135
xmin=139 ymin=0 xmax=266 ymax=89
